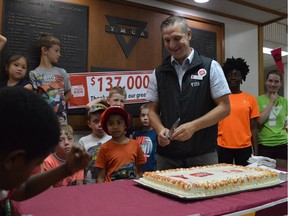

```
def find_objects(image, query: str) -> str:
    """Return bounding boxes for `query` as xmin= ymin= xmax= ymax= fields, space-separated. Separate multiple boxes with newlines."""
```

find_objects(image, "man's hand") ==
xmin=157 ymin=128 xmax=170 ymax=146
xmin=171 ymin=122 xmax=196 ymax=141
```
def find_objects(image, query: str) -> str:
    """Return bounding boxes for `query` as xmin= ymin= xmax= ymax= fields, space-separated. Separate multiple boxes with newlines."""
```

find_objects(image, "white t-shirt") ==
xmin=79 ymin=134 xmax=111 ymax=151
xmin=79 ymin=133 xmax=112 ymax=183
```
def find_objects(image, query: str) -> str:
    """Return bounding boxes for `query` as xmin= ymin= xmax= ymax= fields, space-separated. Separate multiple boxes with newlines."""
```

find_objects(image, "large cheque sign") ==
xmin=68 ymin=70 xmax=153 ymax=109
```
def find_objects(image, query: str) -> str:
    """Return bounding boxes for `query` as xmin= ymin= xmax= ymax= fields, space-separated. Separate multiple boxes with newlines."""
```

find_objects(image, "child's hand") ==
xmin=86 ymin=97 xmax=108 ymax=109
xmin=65 ymin=146 xmax=90 ymax=174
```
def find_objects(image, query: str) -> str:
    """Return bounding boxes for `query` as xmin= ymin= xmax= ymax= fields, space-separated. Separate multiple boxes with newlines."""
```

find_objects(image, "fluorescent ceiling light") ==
xmin=194 ymin=0 xmax=210 ymax=3
xmin=263 ymin=47 xmax=288 ymax=57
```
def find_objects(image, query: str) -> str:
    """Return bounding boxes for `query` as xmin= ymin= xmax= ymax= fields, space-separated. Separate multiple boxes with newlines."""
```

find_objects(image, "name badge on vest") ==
xmin=191 ymin=75 xmax=202 ymax=80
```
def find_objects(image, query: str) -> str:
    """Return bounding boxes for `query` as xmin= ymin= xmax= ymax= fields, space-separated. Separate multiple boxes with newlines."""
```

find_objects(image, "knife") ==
xmin=167 ymin=118 xmax=180 ymax=140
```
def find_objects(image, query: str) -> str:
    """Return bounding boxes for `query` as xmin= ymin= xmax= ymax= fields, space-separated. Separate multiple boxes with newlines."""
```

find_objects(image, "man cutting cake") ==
xmin=146 ymin=15 xmax=230 ymax=170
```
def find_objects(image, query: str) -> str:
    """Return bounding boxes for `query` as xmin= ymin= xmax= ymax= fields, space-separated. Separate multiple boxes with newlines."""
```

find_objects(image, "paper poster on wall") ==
xmin=68 ymin=70 xmax=153 ymax=109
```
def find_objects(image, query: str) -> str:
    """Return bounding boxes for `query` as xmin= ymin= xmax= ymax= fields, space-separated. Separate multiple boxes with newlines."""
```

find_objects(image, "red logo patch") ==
xmin=198 ymin=69 xmax=207 ymax=77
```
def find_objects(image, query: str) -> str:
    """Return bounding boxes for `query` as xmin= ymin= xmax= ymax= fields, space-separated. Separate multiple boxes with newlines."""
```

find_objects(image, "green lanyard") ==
xmin=5 ymin=199 xmax=11 ymax=216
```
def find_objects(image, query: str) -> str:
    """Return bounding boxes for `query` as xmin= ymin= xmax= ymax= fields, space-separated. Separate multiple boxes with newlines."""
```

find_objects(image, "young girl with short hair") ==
xmin=0 ymin=54 xmax=32 ymax=90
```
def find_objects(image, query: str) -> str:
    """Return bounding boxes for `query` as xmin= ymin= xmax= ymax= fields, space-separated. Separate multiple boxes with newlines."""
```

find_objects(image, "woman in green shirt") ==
xmin=257 ymin=70 xmax=287 ymax=168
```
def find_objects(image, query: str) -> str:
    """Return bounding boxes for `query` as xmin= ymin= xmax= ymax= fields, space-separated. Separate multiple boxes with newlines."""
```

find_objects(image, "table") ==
xmin=15 ymin=180 xmax=287 ymax=216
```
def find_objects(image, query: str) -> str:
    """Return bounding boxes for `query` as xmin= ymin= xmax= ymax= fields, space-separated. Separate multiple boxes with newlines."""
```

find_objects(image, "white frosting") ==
xmin=140 ymin=164 xmax=282 ymax=198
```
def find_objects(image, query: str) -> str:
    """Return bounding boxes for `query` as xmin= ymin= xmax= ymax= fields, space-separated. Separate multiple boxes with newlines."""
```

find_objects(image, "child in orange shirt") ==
xmin=86 ymin=86 xmax=133 ymax=137
xmin=42 ymin=125 xmax=84 ymax=186
xmin=96 ymin=106 xmax=146 ymax=183
xmin=217 ymin=57 xmax=260 ymax=166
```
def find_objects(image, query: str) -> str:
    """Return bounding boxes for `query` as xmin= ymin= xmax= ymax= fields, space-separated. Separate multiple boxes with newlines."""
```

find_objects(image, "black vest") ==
xmin=156 ymin=50 xmax=217 ymax=159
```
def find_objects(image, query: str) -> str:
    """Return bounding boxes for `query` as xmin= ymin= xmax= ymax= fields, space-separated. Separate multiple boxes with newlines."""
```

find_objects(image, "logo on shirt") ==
xmin=111 ymin=162 xmax=137 ymax=181
xmin=135 ymin=136 xmax=153 ymax=158
xmin=190 ymin=82 xmax=200 ymax=87
xmin=44 ymin=74 xmax=56 ymax=82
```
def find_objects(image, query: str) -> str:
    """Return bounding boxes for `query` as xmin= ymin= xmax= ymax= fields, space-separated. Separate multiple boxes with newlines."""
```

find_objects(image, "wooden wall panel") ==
xmin=0 ymin=0 xmax=224 ymax=130
xmin=62 ymin=0 xmax=165 ymax=72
